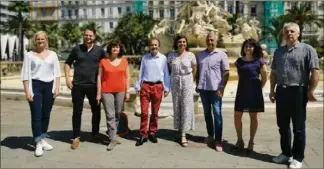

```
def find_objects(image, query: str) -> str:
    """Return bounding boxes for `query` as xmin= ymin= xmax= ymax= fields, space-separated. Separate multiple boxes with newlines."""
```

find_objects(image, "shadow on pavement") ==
xmin=222 ymin=140 xmax=276 ymax=164
xmin=1 ymin=136 xmax=35 ymax=151
xmin=47 ymin=130 xmax=109 ymax=145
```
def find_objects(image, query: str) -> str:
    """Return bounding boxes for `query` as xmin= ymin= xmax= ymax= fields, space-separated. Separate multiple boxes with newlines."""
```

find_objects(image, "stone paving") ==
xmin=1 ymin=98 xmax=323 ymax=168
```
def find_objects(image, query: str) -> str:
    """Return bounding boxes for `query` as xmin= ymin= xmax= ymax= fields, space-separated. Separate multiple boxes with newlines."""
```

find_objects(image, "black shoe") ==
xmin=135 ymin=137 xmax=147 ymax=146
xmin=148 ymin=134 xmax=158 ymax=143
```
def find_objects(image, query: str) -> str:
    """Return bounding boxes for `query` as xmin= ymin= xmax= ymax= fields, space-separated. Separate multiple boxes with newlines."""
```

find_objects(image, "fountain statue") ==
xmin=148 ymin=0 xmax=262 ymax=56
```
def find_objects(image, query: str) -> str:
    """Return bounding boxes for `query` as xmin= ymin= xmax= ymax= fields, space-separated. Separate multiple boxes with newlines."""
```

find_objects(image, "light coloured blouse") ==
xmin=20 ymin=50 xmax=61 ymax=97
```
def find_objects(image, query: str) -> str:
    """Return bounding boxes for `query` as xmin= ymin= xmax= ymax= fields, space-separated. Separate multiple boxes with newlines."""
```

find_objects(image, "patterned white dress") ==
xmin=167 ymin=51 xmax=196 ymax=132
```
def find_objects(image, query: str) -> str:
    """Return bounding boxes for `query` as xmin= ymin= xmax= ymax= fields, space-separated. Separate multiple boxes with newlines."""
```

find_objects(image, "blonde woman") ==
xmin=21 ymin=31 xmax=61 ymax=157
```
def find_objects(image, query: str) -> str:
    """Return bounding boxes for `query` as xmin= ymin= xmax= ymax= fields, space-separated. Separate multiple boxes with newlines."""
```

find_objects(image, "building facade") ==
xmin=29 ymin=0 xmax=60 ymax=23
xmin=59 ymin=0 xmax=134 ymax=33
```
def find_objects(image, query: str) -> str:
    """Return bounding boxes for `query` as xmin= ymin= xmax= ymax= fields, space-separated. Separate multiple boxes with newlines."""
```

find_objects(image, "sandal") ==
xmin=180 ymin=136 xmax=188 ymax=147
xmin=231 ymin=139 xmax=244 ymax=151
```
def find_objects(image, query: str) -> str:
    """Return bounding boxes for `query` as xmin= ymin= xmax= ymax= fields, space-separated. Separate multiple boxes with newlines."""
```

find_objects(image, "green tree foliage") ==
xmin=285 ymin=2 xmax=323 ymax=42
xmin=59 ymin=22 xmax=82 ymax=46
xmin=262 ymin=15 xmax=287 ymax=47
xmin=108 ymin=13 xmax=158 ymax=55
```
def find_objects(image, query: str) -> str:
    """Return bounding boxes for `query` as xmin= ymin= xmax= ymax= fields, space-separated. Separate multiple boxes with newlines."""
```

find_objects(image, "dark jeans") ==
xmin=29 ymin=80 xmax=54 ymax=143
xmin=276 ymin=86 xmax=307 ymax=162
xmin=72 ymin=84 xmax=101 ymax=138
xmin=199 ymin=90 xmax=223 ymax=142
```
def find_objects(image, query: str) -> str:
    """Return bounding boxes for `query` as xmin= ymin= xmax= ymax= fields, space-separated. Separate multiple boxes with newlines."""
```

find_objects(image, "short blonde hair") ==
xmin=33 ymin=31 xmax=49 ymax=49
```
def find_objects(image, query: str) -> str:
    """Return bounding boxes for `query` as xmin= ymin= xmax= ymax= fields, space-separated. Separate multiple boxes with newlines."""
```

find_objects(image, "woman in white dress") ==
xmin=168 ymin=35 xmax=197 ymax=147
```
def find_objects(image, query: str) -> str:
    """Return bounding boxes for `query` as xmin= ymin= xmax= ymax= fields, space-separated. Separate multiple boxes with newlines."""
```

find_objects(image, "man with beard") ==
xmin=65 ymin=28 xmax=106 ymax=149
xmin=135 ymin=37 xmax=170 ymax=146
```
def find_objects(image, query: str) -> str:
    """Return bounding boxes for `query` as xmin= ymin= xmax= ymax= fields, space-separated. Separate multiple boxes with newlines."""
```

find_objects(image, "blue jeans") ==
xmin=199 ymin=90 xmax=223 ymax=142
xmin=28 ymin=80 xmax=54 ymax=143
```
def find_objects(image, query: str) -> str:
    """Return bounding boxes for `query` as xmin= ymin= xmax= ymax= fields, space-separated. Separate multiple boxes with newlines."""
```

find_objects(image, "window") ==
xmin=83 ymin=8 xmax=87 ymax=18
xmin=170 ymin=8 xmax=175 ymax=19
xmin=250 ymin=6 xmax=257 ymax=16
xmin=61 ymin=9 xmax=65 ymax=18
xmin=68 ymin=9 xmax=72 ymax=18
xmin=110 ymin=22 xmax=113 ymax=29
xmin=159 ymin=9 xmax=164 ymax=18
xmin=101 ymin=8 xmax=105 ymax=16
xmin=92 ymin=8 xmax=95 ymax=17
xmin=76 ymin=1 xmax=79 ymax=5
xmin=68 ymin=1 xmax=71 ymax=5
xmin=149 ymin=1 xmax=153 ymax=6
xmin=118 ymin=7 xmax=122 ymax=14
xmin=75 ymin=9 xmax=79 ymax=17
xmin=228 ymin=5 xmax=233 ymax=13
xmin=61 ymin=1 xmax=64 ymax=5
xmin=126 ymin=6 xmax=131 ymax=12
xmin=110 ymin=8 xmax=112 ymax=15
xmin=149 ymin=9 xmax=153 ymax=18
xmin=92 ymin=0 xmax=96 ymax=4
xmin=170 ymin=1 xmax=175 ymax=5
xmin=41 ymin=9 xmax=46 ymax=16
xmin=159 ymin=1 xmax=163 ymax=5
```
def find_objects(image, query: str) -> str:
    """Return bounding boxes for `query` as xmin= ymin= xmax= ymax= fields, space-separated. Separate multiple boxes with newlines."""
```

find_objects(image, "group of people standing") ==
xmin=21 ymin=22 xmax=319 ymax=169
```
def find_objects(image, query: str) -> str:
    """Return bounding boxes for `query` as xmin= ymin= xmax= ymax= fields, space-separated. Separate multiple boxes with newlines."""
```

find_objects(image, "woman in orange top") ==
xmin=96 ymin=41 xmax=130 ymax=151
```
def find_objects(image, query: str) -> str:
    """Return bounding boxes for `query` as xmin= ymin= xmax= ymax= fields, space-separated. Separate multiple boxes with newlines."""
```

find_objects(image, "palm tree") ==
xmin=59 ymin=22 xmax=82 ymax=47
xmin=3 ymin=1 xmax=30 ymax=61
xmin=263 ymin=15 xmax=287 ymax=47
xmin=285 ymin=2 xmax=323 ymax=42
xmin=80 ymin=21 xmax=103 ymax=44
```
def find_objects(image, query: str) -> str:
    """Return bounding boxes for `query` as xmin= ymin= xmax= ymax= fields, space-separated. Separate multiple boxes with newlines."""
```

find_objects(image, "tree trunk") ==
xmin=299 ymin=26 xmax=303 ymax=42
xmin=235 ymin=1 xmax=240 ymax=14
xmin=18 ymin=22 xmax=23 ymax=61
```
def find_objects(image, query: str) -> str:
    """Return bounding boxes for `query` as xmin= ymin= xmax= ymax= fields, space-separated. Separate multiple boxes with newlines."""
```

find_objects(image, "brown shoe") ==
xmin=71 ymin=138 xmax=80 ymax=150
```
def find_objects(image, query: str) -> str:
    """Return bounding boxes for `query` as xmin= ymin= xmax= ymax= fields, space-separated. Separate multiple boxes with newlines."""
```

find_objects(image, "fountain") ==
xmin=148 ymin=0 xmax=263 ymax=57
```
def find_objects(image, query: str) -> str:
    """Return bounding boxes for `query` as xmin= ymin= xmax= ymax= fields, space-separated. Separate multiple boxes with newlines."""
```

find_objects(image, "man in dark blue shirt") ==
xmin=64 ymin=28 xmax=105 ymax=150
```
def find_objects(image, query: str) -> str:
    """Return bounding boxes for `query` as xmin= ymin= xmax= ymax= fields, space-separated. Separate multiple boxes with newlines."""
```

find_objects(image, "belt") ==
xmin=143 ymin=81 xmax=162 ymax=85
xmin=278 ymin=85 xmax=303 ymax=88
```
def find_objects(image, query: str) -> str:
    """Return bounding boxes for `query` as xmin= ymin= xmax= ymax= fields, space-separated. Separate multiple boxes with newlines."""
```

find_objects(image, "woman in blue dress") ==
xmin=232 ymin=38 xmax=267 ymax=152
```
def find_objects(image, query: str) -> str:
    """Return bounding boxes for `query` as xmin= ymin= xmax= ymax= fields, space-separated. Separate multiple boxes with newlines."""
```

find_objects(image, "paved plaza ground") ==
xmin=1 ymin=98 xmax=323 ymax=168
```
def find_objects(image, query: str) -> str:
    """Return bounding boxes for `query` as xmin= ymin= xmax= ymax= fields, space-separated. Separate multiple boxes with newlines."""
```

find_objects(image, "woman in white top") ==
xmin=21 ymin=31 xmax=61 ymax=157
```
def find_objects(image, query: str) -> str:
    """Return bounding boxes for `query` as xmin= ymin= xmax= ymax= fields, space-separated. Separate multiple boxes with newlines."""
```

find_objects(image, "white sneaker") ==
xmin=272 ymin=154 xmax=293 ymax=164
xmin=41 ymin=139 xmax=53 ymax=151
xmin=289 ymin=159 xmax=302 ymax=168
xmin=34 ymin=142 xmax=43 ymax=157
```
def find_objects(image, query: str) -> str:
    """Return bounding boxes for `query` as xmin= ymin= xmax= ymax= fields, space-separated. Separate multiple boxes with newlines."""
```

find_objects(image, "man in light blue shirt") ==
xmin=135 ymin=37 xmax=170 ymax=146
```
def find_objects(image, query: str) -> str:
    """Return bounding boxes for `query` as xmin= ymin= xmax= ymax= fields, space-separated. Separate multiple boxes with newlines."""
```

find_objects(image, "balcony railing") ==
xmin=32 ymin=1 xmax=58 ymax=8
xmin=33 ymin=16 xmax=59 ymax=21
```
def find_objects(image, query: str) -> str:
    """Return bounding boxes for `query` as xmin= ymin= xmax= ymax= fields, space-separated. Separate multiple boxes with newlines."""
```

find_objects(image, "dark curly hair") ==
xmin=173 ymin=35 xmax=189 ymax=51
xmin=106 ymin=41 xmax=125 ymax=58
xmin=240 ymin=38 xmax=263 ymax=59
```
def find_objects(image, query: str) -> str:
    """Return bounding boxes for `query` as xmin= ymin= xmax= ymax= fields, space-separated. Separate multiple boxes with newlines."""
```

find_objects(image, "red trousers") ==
xmin=139 ymin=83 xmax=163 ymax=138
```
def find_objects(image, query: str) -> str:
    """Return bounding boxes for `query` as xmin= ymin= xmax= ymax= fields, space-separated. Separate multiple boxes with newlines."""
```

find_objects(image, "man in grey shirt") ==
xmin=270 ymin=22 xmax=320 ymax=168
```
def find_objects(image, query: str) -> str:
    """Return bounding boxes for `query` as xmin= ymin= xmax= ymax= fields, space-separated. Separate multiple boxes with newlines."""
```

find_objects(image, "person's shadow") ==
xmin=222 ymin=140 xmax=277 ymax=164
xmin=47 ymin=130 xmax=110 ymax=145
xmin=1 ymin=136 xmax=35 ymax=152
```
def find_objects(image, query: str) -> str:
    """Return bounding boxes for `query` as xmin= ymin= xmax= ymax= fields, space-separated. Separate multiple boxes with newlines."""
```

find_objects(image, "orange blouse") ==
xmin=99 ymin=57 xmax=128 ymax=93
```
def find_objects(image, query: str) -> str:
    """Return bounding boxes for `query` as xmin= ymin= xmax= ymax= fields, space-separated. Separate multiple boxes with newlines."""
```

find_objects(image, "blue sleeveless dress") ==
xmin=234 ymin=57 xmax=265 ymax=112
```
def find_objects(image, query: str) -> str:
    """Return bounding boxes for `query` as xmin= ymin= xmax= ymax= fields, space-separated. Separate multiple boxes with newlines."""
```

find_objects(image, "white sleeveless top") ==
xmin=20 ymin=50 xmax=61 ymax=96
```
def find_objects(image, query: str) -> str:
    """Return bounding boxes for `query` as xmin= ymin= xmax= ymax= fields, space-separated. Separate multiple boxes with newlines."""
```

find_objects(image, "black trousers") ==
xmin=276 ymin=86 xmax=307 ymax=162
xmin=72 ymin=84 xmax=101 ymax=138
